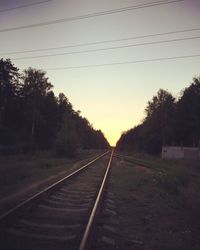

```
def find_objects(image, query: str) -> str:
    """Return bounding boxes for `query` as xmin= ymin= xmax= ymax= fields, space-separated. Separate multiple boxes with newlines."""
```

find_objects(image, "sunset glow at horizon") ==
xmin=1 ymin=0 xmax=200 ymax=146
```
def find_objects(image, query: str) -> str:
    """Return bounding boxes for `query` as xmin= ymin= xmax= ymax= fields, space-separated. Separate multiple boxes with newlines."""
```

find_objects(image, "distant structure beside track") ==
xmin=162 ymin=146 xmax=200 ymax=160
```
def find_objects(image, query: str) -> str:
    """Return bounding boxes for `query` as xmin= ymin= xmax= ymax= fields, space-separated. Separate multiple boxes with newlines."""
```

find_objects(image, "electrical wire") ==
xmin=45 ymin=54 xmax=200 ymax=70
xmin=0 ymin=0 xmax=184 ymax=33
xmin=10 ymin=36 xmax=200 ymax=61
xmin=0 ymin=0 xmax=53 ymax=13
xmin=1 ymin=27 xmax=200 ymax=56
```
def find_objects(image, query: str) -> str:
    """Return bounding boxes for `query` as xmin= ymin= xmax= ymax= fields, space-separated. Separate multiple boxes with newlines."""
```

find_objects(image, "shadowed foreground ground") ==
xmin=0 ymin=152 xmax=200 ymax=250
xmin=111 ymin=155 xmax=200 ymax=250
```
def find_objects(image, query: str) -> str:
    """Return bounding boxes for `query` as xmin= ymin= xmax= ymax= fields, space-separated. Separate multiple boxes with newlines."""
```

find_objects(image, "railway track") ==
xmin=0 ymin=150 xmax=116 ymax=250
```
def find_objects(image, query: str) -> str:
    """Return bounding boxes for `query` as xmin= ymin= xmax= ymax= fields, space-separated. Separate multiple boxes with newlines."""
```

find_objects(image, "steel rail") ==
xmin=0 ymin=151 xmax=110 ymax=225
xmin=114 ymin=152 xmax=152 ymax=167
xmin=79 ymin=149 xmax=114 ymax=250
xmin=113 ymin=152 xmax=165 ymax=174
xmin=114 ymin=152 xmax=152 ymax=166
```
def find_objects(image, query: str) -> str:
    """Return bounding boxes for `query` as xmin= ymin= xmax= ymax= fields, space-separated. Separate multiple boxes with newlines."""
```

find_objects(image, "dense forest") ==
xmin=0 ymin=58 xmax=109 ymax=156
xmin=117 ymin=77 xmax=200 ymax=155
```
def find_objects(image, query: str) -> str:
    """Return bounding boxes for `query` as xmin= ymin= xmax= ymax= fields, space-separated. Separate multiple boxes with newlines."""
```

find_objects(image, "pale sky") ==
xmin=0 ymin=0 xmax=200 ymax=146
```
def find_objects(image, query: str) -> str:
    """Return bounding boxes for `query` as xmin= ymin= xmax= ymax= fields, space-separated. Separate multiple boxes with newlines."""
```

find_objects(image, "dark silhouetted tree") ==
xmin=175 ymin=77 xmax=200 ymax=146
xmin=0 ymin=59 xmax=22 ymax=153
xmin=117 ymin=89 xmax=176 ymax=154
xmin=22 ymin=68 xmax=53 ymax=148
xmin=0 ymin=59 xmax=110 ymax=155
xmin=117 ymin=79 xmax=200 ymax=154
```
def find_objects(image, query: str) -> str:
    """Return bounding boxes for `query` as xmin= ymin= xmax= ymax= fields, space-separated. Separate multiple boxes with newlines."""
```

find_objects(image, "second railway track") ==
xmin=0 ymin=150 xmax=115 ymax=250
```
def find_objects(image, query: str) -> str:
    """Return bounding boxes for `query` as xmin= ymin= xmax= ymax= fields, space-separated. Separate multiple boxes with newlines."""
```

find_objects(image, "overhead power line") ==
xmin=2 ymin=27 xmax=200 ymax=56
xmin=45 ymin=54 xmax=200 ymax=70
xmin=10 ymin=36 xmax=200 ymax=61
xmin=0 ymin=0 xmax=53 ymax=13
xmin=0 ymin=0 xmax=184 ymax=33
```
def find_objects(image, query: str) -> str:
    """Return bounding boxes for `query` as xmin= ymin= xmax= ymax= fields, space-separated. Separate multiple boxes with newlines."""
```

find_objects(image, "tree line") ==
xmin=116 ymin=77 xmax=200 ymax=154
xmin=0 ymin=58 xmax=109 ymax=156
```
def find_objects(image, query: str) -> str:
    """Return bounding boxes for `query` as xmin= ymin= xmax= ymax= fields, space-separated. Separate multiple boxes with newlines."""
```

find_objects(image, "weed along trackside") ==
xmin=111 ymin=152 xmax=200 ymax=250
xmin=0 ymin=150 xmax=105 ymax=214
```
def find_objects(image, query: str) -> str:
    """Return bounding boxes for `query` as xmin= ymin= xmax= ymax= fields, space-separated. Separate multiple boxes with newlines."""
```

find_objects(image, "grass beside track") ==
xmin=112 ymin=152 xmax=200 ymax=250
xmin=0 ymin=150 xmax=104 ymax=202
xmin=116 ymin=152 xmax=200 ymax=194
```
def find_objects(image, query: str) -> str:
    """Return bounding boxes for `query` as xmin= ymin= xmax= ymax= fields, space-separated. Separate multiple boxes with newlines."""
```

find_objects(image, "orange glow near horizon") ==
xmin=93 ymin=118 xmax=136 ymax=147
xmin=104 ymin=131 xmax=119 ymax=147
